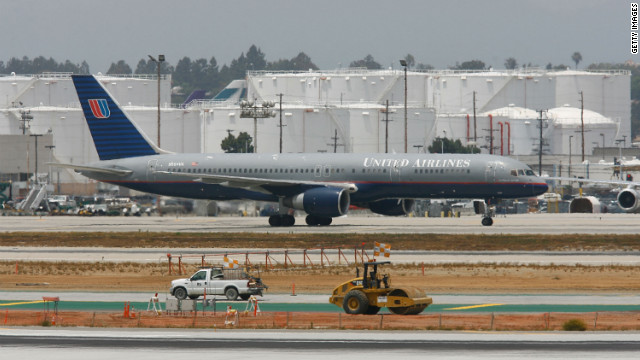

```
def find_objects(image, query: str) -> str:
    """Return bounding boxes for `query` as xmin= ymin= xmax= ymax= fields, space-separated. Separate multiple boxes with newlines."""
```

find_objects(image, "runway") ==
xmin=3 ymin=213 xmax=640 ymax=234
xmin=2 ymin=246 xmax=640 ymax=266
xmin=1 ymin=328 xmax=639 ymax=359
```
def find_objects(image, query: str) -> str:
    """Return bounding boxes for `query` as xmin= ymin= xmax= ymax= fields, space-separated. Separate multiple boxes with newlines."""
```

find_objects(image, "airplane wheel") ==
xmin=283 ymin=215 xmax=295 ymax=227
xmin=268 ymin=215 xmax=281 ymax=227
xmin=306 ymin=215 xmax=319 ymax=226
xmin=318 ymin=217 xmax=332 ymax=226
xmin=481 ymin=217 xmax=493 ymax=226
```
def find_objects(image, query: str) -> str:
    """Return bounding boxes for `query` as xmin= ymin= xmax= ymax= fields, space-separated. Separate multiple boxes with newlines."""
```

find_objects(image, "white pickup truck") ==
xmin=169 ymin=267 xmax=267 ymax=301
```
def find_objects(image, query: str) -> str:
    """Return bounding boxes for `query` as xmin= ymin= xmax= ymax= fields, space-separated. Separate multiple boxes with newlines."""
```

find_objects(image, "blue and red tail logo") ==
xmin=88 ymin=99 xmax=110 ymax=119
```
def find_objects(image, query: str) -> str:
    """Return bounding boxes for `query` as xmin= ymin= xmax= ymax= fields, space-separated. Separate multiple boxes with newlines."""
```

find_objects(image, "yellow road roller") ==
xmin=329 ymin=261 xmax=432 ymax=315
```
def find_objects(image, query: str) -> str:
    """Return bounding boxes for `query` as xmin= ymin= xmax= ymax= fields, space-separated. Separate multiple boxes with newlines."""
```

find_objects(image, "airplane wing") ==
xmin=156 ymin=170 xmax=359 ymax=194
xmin=48 ymin=163 xmax=133 ymax=176
xmin=544 ymin=176 xmax=640 ymax=187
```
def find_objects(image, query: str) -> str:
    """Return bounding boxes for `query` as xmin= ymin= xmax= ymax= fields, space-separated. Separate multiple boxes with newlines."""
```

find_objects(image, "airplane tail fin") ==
xmin=71 ymin=75 xmax=166 ymax=160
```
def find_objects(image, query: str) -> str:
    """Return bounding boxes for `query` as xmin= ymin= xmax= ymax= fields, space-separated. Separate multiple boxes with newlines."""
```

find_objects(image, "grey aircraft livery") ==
xmin=54 ymin=75 xmax=548 ymax=227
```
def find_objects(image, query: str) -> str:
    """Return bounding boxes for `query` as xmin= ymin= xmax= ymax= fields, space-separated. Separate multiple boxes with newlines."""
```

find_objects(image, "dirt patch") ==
xmin=2 ymin=261 xmax=640 ymax=294
xmin=3 ymin=232 xmax=640 ymax=251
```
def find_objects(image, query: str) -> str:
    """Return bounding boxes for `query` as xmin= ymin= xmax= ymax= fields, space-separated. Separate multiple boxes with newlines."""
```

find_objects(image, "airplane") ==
xmin=53 ymin=75 xmax=548 ymax=227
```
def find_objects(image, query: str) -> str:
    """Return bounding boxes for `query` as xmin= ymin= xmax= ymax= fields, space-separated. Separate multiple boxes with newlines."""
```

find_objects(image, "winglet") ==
xmin=71 ymin=75 xmax=168 ymax=160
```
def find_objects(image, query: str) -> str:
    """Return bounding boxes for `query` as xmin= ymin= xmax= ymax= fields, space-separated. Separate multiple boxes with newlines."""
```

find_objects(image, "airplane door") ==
xmin=146 ymin=160 xmax=157 ymax=181
xmin=485 ymin=161 xmax=496 ymax=183
xmin=391 ymin=163 xmax=401 ymax=182
xmin=314 ymin=165 xmax=322 ymax=178
xmin=323 ymin=165 xmax=331 ymax=178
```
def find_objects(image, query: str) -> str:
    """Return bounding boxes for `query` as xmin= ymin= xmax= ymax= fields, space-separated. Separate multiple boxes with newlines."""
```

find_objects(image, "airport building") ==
xmin=0 ymin=68 xmax=632 ymax=198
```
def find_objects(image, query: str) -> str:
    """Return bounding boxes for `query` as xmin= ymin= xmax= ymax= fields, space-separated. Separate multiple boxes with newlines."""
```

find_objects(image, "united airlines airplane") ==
xmin=55 ymin=75 xmax=548 ymax=227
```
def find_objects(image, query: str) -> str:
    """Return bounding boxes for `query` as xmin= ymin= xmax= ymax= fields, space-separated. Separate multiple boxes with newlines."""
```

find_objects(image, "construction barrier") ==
xmin=167 ymin=244 xmax=371 ymax=275
xmin=2 ymin=310 xmax=640 ymax=331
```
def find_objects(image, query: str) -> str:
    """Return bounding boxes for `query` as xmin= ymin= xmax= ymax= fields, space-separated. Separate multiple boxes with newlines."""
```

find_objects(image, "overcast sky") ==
xmin=1 ymin=0 xmax=636 ymax=73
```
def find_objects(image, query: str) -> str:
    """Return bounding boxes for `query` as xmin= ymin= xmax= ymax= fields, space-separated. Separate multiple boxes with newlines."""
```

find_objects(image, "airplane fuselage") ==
xmin=79 ymin=152 xmax=547 ymax=203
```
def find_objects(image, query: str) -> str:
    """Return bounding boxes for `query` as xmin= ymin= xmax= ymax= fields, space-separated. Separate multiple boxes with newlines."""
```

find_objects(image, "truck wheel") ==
xmin=174 ymin=287 xmax=187 ymax=300
xmin=225 ymin=287 xmax=239 ymax=301
xmin=343 ymin=290 xmax=369 ymax=315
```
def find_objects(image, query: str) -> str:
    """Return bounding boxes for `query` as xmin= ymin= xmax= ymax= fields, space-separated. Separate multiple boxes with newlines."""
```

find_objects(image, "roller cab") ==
xmin=329 ymin=261 xmax=432 ymax=315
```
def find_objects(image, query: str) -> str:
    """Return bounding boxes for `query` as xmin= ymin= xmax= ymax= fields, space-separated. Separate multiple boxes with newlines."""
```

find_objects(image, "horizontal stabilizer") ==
xmin=48 ymin=163 xmax=132 ymax=176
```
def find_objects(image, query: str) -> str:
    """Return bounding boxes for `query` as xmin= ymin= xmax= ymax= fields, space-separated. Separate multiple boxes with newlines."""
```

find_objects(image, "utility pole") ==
xmin=381 ymin=100 xmax=393 ymax=153
xmin=579 ymin=91 xmax=585 ymax=162
xmin=30 ymin=134 xmax=43 ymax=185
xmin=148 ymin=55 xmax=165 ymax=147
xmin=45 ymin=145 xmax=55 ymax=186
xmin=537 ymin=110 xmax=547 ymax=176
xmin=400 ymin=59 xmax=408 ymax=153
xmin=328 ymin=129 xmax=343 ymax=153
xmin=277 ymin=93 xmax=285 ymax=153
xmin=473 ymin=91 xmax=477 ymax=142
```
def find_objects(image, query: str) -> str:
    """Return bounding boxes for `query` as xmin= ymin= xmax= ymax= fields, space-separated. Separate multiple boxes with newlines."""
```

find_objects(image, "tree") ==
xmin=349 ymin=54 xmax=381 ymax=69
xmin=246 ymin=45 xmax=267 ymax=71
xmin=267 ymin=52 xmax=318 ymax=71
xmin=571 ymin=52 xmax=582 ymax=69
xmin=415 ymin=63 xmax=434 ymax=70
xmin=427 ymin=137 xmax=480 ymax=154
xmin=403 ymin=54 xmax=416 ymax=69
xmin=134 ymin=58 xmax=173 ymax=75
xmin=452 ymin=60 xmax=485 ymax=70
xmin=107 ymin=60 xmax=132 ymax=75
xmin=504 ymin=57 xmax=518 ymax=70
xmin=221 ymin=131 xmax=254 ymax=153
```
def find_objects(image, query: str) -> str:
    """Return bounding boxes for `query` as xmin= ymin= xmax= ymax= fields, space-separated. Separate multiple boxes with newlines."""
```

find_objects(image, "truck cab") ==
xmin=170 ymin=267 xmax=267 ymax=301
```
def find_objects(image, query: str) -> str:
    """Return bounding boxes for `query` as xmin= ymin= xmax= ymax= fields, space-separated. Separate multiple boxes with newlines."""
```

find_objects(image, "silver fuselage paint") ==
xmin=75 ymin=153 xmax=547 ymax=204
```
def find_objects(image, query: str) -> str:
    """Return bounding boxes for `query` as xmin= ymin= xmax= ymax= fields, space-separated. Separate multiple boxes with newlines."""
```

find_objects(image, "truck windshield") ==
xmin=191 ymin=270 xmax=207 ymax=281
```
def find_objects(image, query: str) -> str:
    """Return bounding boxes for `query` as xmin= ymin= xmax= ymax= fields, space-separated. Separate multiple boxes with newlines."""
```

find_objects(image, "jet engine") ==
xmin=368 ymin=199 xmax=415 ymax=216
xmin=569 ymin=196 xmax=601 ymax=213
xmin=617 ymin=188 xmax=640 ymax=212
xmin=283 ymin=187 xmax=350 ymax=217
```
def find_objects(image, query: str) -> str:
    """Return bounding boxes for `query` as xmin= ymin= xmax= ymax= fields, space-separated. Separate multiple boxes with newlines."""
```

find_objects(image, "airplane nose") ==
xmin=534 ymin=180 xmax=549 ymax=195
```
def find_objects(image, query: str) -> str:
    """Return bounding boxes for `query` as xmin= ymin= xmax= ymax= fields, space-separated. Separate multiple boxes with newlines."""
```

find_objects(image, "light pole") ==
xmin=148 ymin=54 xmax=165 ymax=147
xmin=399 ymin=59 xmax=408 ymax=153
xmin=240 ymin=99 xmax=276 ymax=153
xmin=568 ymin=135 xmax=573 ymax=177
xmin=600 ymin=133 xmax=605 ymax=160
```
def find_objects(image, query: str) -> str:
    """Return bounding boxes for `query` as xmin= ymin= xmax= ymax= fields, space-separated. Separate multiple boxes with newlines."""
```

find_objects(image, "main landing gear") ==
xmin=268 ymin=214 xmax=295 ymax=227
xmin=305 ymin=215 xmax=332 ymax=226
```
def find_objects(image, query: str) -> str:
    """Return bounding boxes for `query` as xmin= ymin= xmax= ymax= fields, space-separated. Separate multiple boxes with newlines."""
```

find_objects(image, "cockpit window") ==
xmin=510 ymin=170 xmax=518 ymax=176
xmin=518 ymin=169 xmax=525 ymax=176
xmin=525 ymin=169 xmax=535 ymax=176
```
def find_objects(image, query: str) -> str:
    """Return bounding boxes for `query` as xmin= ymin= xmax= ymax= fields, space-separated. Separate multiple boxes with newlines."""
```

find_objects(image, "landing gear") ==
xmin=474 ymin=199 xmax=495 ymax=226
xmin=268 ymin=214 xmax=295 ymax=227
xmin=305 ymin=215 xmax=332 ymax=226
xmin=481 ymin=199 xmax=495 ymax=226
xmin=481 ymin=217 xmax=493 ymax=226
